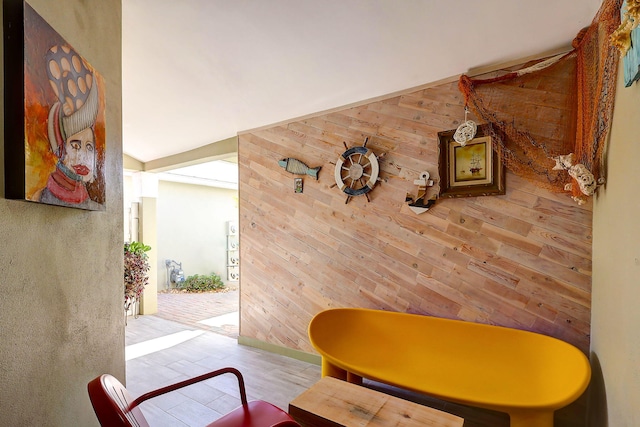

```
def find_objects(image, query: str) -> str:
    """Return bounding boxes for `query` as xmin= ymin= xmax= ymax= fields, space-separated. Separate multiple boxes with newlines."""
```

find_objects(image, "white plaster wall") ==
xmin=590 ymin=65 xmax=640 ymax=425
xmin=156 ymin=180 xmax=238 ymax=289
xmin=0 ymin=1 xmax=123 ymax=425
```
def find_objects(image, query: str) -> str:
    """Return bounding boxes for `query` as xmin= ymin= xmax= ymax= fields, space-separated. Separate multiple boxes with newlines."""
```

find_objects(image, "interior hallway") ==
xmin=125 ymin=314 xmax=320 ymax=426
xmin=124 ymin=291 xmax=512 ymax=426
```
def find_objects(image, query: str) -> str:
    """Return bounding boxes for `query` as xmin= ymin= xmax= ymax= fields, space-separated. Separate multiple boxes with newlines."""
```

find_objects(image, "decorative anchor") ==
xmin=406 ymin=171 xmax=436 ymax=214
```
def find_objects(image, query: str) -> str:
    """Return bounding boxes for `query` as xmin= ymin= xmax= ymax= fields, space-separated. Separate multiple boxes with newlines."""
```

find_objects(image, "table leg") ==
xmin=321 ymin=358 xmax=347 ymax=380
xmin=509 ymin=410 xmax=554 ymax=427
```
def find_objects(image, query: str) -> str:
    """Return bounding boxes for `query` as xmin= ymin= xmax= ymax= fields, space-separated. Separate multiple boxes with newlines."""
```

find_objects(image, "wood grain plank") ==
xmin=237 ymin=56 xmax=593 ymax=364
xmin=289 ymin=377 xmax=464 ymax=427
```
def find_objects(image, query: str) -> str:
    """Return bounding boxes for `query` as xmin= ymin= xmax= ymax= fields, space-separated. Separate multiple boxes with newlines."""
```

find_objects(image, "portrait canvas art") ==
xmin=4 ymin=1 xmax=106 ymax=210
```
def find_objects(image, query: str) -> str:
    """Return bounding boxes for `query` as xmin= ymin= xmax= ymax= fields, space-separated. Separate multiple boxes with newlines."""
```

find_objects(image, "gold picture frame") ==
xmin=438 ymin=129 xmax=505 ymax=198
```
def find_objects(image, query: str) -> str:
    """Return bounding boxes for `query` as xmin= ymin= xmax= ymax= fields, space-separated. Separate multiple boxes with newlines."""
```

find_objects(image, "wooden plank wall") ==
xmin=238 ymin=73 xmax=592 ymax=357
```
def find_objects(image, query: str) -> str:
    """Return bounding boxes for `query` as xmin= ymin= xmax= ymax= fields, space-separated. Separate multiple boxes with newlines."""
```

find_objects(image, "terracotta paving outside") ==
xmin=154 ymin=288 xmax=239 ymax=338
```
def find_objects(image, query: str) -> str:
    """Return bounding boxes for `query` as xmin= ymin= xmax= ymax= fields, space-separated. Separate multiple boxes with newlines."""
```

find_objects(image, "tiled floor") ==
xmin=125 ymin=313 xmax=321 ymax=426
xmin=126 ymin=290 xmax=512 ymax=426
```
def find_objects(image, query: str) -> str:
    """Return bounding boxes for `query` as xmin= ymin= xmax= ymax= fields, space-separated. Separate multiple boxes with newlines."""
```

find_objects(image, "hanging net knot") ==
xmin=453 ymin=107 xmax=477 ymax=146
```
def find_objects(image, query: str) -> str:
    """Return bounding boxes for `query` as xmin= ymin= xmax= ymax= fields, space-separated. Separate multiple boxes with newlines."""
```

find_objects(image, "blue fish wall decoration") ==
xmin=278 ymin=158 xmax=321 ymax=180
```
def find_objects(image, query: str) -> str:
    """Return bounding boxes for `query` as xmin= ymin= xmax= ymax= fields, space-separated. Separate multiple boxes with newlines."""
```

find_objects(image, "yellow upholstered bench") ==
xmin=308 ymin=308 xmax=590 ymax=427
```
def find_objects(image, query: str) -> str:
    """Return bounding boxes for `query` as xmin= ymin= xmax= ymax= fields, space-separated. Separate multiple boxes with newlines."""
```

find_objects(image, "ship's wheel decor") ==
xmin=331 ymin=137 xmax=384 ymax=204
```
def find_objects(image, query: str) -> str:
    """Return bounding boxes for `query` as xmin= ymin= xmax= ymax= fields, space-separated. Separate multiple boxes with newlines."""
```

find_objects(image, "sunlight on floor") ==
xmin=125 ymin=330 xmax=205 ymax=361
xmin=197 ymin=311 xmax=239 ymax=327
xmin=126 ymin=312 xmax=239 ymax=361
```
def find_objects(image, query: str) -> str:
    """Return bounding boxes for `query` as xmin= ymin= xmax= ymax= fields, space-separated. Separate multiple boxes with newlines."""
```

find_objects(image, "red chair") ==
xmin=88 ymin=367 xmax=300 ymax=427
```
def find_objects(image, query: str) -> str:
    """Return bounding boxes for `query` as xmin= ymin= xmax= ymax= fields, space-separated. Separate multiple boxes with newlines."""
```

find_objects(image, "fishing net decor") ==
xmin=458 ymin=0 xmax=623 ymax=204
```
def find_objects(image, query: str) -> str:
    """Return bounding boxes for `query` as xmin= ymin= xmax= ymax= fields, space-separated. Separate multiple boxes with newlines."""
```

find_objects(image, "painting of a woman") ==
xmin=21 ymin=3 xmax=106 ymax=210
xmin=32 ymin=45 xmax=102 ymax=210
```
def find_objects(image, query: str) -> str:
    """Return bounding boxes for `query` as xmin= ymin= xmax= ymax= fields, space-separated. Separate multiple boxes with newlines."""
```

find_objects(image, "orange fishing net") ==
xmin=458 ymin=0 xmax=622 ymax=203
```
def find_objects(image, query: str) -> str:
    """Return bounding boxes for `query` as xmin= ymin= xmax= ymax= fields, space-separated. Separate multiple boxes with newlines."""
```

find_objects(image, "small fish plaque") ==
xmin=278 ymin=158 xmax=321 ymax=180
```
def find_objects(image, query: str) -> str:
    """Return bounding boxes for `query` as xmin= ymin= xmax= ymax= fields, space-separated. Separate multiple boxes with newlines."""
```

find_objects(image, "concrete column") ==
xmin=139 ymin=196 xmax=158 ymax=314
xmin=133 ymin=172 xmax=158 ymax=315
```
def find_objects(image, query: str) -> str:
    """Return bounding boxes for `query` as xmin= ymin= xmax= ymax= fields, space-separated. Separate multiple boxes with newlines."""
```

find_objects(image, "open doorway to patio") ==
xmin=124 ymin=159 xmax=239 ymax=337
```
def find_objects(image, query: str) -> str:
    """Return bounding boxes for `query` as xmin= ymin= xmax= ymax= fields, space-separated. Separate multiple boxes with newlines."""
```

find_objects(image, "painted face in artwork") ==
xmin=62 ymin=127 xmax=96 ymax=183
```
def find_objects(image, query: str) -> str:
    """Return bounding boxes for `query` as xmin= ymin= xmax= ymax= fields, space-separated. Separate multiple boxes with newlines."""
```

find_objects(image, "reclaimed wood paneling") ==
xmin=238 ymin=75 xmax=592 ymax=358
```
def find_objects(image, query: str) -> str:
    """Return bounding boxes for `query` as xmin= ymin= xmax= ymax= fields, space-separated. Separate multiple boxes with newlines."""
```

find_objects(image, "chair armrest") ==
xmin=129 ymin=367 xmax=248 ymax=410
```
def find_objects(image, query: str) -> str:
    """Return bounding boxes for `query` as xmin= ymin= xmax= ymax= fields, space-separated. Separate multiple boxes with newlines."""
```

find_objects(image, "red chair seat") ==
xmin=88 ymin=367 xmax=299 ymax=427
xmin=206 ymin=401 xmax=297 ymax=427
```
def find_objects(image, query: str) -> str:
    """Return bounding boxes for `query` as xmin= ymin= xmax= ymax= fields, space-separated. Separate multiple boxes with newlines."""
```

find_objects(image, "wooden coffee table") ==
xmin=289 ymin=377 xmax=464 ymax=427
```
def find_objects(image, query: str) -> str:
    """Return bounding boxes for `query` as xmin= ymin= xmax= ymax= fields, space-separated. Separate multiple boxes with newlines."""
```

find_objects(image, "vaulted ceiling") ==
xmin=122 ymin=0 xmax=602 ymax=165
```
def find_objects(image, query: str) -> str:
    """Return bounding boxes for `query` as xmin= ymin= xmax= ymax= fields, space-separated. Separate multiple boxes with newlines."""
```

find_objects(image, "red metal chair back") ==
xmin=88 ymin=374 xmax=149 ymax=427
xmin=88 ymin=367 xmax=300 ymax=427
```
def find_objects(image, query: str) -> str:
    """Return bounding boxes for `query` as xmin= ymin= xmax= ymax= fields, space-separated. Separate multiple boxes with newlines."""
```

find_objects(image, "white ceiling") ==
xmin=122 ymin=0 xmax=602 ymax=165
xmin=159 ymin=161 xmax=238 ymax=189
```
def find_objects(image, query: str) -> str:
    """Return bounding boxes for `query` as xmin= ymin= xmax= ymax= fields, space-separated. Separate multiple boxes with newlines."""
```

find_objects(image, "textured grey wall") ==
xmin=0 ymin=0 xmax=123 ymax=425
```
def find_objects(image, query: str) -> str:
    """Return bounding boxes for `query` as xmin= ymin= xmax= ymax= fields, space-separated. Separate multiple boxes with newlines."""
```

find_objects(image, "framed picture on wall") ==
xmin=438 ymin=129 xmax=505 ymax=198
xmin=4 ymin=0 xmax=106 ymax=210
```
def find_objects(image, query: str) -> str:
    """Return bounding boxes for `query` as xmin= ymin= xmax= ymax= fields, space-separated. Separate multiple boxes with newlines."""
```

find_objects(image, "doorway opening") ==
xmin=124 ymin=159 xmax=239 ymax=338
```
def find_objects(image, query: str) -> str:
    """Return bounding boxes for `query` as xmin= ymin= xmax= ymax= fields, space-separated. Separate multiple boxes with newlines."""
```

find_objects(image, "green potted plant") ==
xmin=124 ymin=241 xmax=151 ymax=319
